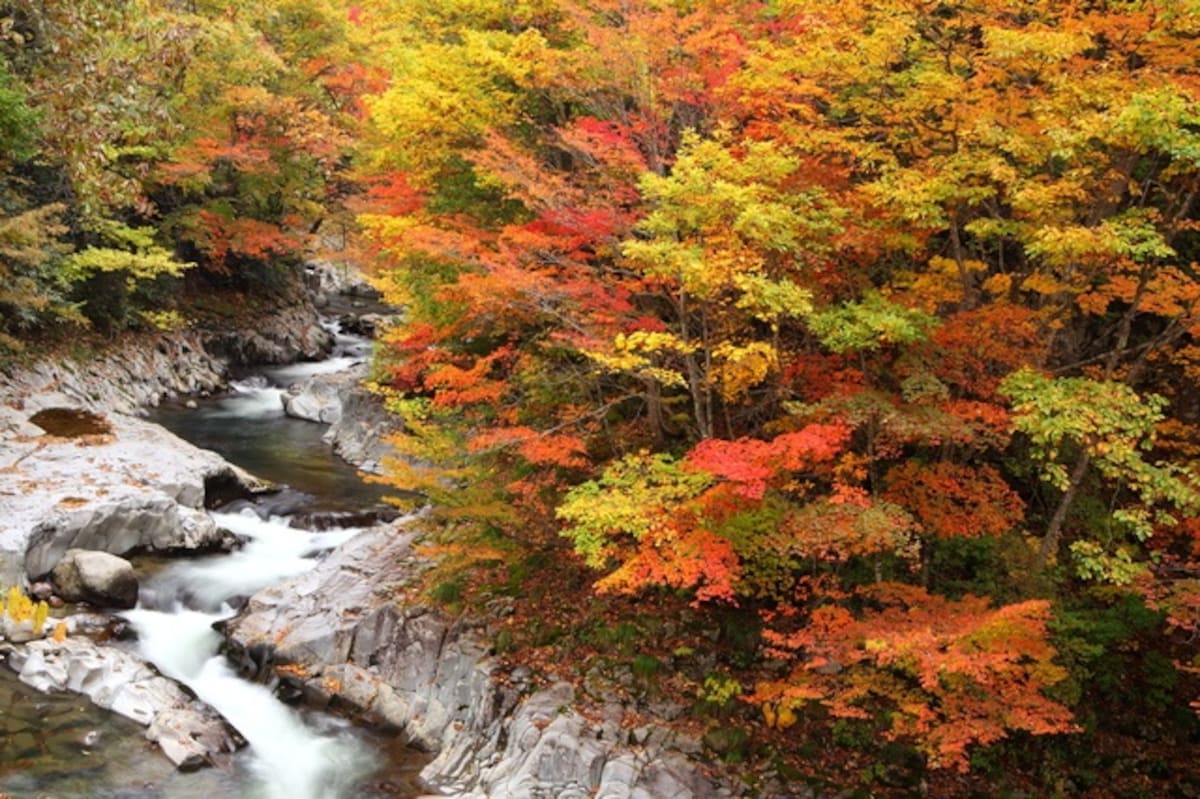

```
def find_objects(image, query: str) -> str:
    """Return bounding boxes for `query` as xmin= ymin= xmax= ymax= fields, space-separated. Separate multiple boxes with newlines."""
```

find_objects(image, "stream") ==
xmin=0 ymin=320 xmax=427 ymax=798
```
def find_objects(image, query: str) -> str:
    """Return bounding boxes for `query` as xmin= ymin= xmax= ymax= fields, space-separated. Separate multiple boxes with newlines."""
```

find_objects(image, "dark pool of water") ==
xmin=149 ymin=399 xmax=391 ymax=514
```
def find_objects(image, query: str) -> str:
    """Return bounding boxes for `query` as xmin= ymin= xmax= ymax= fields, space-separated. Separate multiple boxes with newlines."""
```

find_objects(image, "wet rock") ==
xmin=203 ymin=468 xmax=263 ymax=510
xmin=288 ymin=507 xmax=400 ymax=531
xmin=51 ymin=549 xmax=139 ymax=609
xmin=28 ymin=407 xmax=112 ymax=437
xmin=63 ymin=612 xmax=121 ymax=638
xmin=0 ymin=300 xmax=331 ymax=428
xmin=5 ymin=637 xmax=238 ymax=769
xmin=205 ymin=303 xmax=333 ymax=366
xmin=149 ymin=707 xmax=238 ymax=770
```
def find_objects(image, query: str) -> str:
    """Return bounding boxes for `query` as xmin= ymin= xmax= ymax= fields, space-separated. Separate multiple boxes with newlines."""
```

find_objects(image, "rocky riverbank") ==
xmin=224 ymin=522 xmax=730 ymax=799
xmin=0 ymin=300 xmax=331 ymax=587
xmin=0 ymin=291 xmax=733 ymax=798
xmin=0 ymin=299 xmax=336 ymax=770
xmin=1 ymin=300 xmax=332 ymax=421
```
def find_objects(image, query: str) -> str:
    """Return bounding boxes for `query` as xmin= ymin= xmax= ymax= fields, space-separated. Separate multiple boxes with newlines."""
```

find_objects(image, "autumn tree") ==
xmin=354 ymin=0 xmax=1200 ymax=784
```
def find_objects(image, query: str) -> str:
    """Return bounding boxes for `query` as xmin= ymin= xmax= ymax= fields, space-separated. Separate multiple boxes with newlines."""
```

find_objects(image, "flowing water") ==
xmin=152 ymin=322 xmax=388 ymax=512
xmin=122 ymin=513 xmax=389 ymax=799
xmin=1 ymin=320 xmax=427 ymax=798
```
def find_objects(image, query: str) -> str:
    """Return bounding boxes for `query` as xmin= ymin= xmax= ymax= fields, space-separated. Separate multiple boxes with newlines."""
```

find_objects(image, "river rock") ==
xmin=321 ymin=376 xmax=400 ymax=474
xmin=5 ymin=636 xmax=239 ymax=769
xmin=224 ymin=524 xmax=730 ymax=799
xmin=51 ymin=549 xmax=138 ymax=608
xmin=306 ymin=258 xmax=380 ymax=302
xmin=0 ymin=412 xmax=267 ymax=584
xmin=337 ymin=313 xmax=397 ymax=338
xmin=281 ymin=369 xmax=358 ymax=424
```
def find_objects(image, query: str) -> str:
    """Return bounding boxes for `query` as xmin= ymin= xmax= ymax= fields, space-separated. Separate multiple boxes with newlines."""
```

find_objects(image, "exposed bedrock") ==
xmin=0 ymin=302 xmax=328 ymax=584
xmin=3 ymin=636 xmax=239 ymax=770
xmin=224 ymin=525 xmax=730 ymax=799
xmin=0 ymin=411 xmax=265 ymax=586
xmin=0 ymin=300 xmax=332 ymax=421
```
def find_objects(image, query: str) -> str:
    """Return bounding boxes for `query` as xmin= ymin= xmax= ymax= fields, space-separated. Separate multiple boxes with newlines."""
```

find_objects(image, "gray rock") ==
xmin=149 ymin=707 xmax=238 ymax=771
xmin=1 ymin=412 xmax=265 ymax=584
xmin=0 ymin=300 xmax=325 ymax=588
xmin=306 ymin=258 xmax=379 ymax=300
xmin=6 ymin=636 xmax=238 ymax=768
xmin=51 ymin=549 xmax=138 ymax=608
xmin=207 ymin=303 xmax=333 ymax=366
xmin=321 ymin=377 xmax=400 ymax=474
xmin=0 ymin=300 xmax=332 ymax=421
xmin=0 ymin=297 xmax=345 ymax=773
xmin=224 ymin=525 xmax=731 ymax=799
xmin=337 ymin=313 xmax=397 ymax=338
xmin=282 ymin=369 xmax=357 ymax=424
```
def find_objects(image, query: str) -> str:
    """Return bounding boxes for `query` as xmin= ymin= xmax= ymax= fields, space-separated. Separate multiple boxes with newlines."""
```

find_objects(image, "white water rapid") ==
xmin=124 ymin=512 xmax=378 ymax=799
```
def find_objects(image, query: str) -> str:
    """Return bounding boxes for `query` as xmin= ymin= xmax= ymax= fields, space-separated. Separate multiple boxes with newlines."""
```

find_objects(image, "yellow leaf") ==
xmin=982 ymin=273 xmax=1013 ymax=297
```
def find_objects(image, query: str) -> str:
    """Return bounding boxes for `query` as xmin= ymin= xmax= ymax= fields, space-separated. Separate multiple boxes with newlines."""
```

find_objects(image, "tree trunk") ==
xmin=1035 ymin=267 xmax=1148 ymax=572
xmin=1035 ymin=451 xmax=1091 ymax=572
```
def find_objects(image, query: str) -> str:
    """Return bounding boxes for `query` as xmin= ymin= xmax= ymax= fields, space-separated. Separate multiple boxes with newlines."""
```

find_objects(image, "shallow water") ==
xmin=0 ymin=667 xmax=244 ymax=799
xmin=0 ymin=666 xmax=428 ymax=799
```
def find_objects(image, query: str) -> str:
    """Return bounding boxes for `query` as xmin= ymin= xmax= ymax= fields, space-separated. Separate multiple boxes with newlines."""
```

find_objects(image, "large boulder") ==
xmin=321 ymin=375 xmax=400 ymax=474
xmin=0 ymin=412 xmax=265 ymax=584
xmin=281 ymin=370 xmax=356 ymax=424
xmin=51 ymin=549 xmax=138 ymax=608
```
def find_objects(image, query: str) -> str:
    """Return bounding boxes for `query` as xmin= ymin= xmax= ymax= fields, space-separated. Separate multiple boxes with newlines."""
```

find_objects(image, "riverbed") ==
xmin=1 ymin=320 xmax=428 ymax=798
